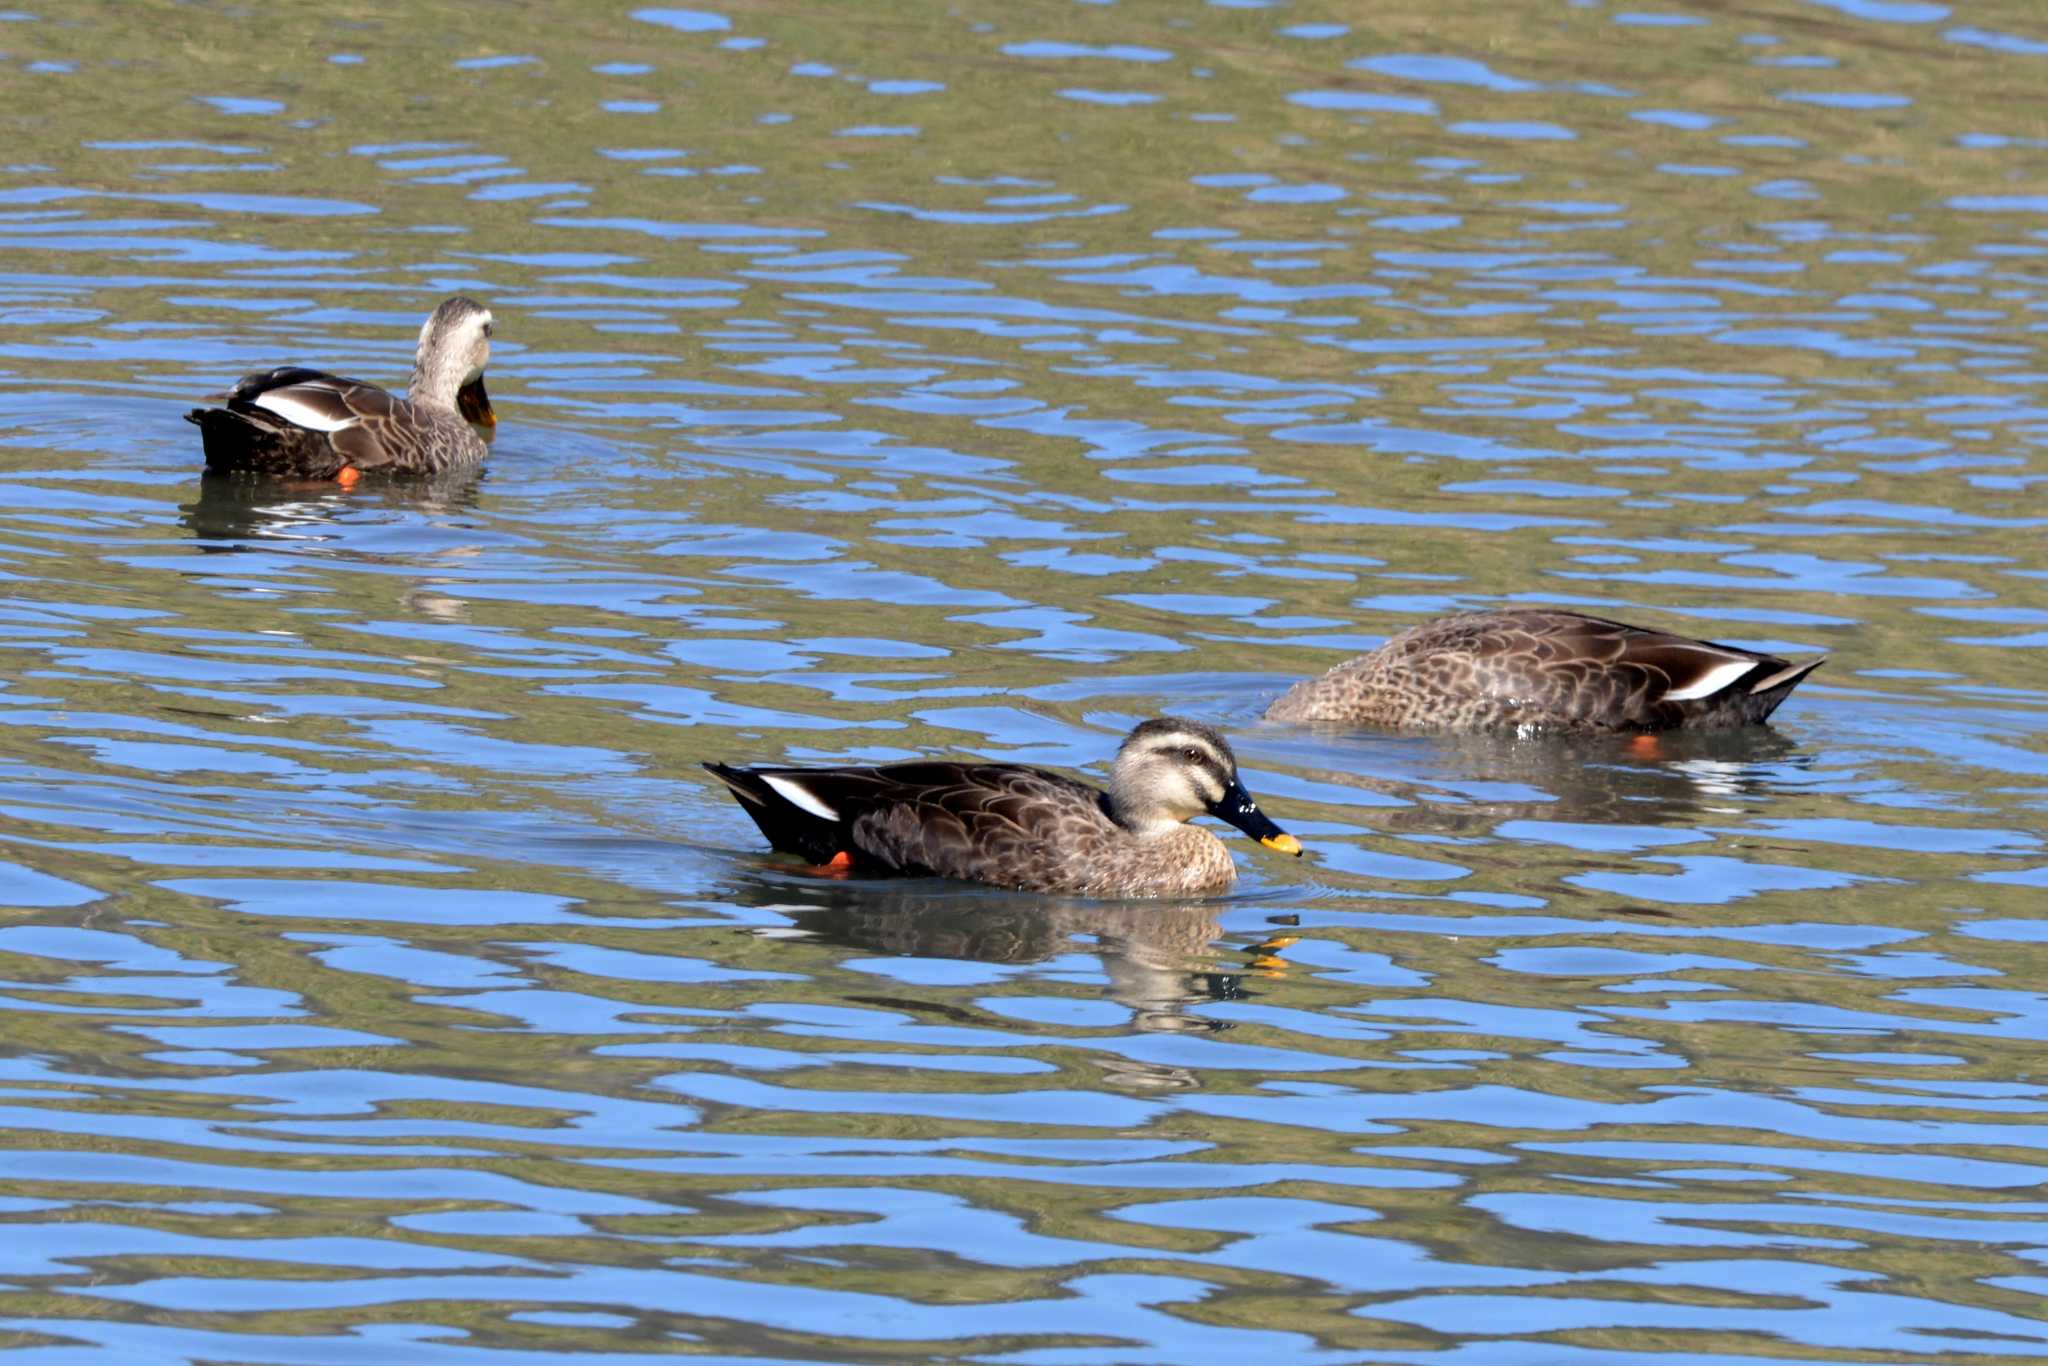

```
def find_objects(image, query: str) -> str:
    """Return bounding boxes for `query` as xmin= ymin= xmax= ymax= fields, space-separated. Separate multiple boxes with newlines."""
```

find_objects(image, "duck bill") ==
xmin=457 ymin=376 xmax=496 ymax=431
xmin=1210 ymin=777 xmax=1302 ymax=856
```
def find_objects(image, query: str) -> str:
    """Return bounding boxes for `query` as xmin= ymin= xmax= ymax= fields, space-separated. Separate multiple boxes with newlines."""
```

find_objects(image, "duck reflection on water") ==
xmin=1265 ymin=723 xmax=1814 ymax=837
xmin=180 ymin=467 xmax=485 ymax=544
xmin=738 ymin=874 xmax=1301 ymax=1058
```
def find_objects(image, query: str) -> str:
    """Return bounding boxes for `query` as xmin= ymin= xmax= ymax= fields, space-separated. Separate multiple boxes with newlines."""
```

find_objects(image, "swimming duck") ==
xmin=186 ymin=297 xmax=496 ymax=483
xmin=1266 ymin=609 xmax=1823 ymax=734
xmin=706 ymin=718 xmax=1303 ymax=898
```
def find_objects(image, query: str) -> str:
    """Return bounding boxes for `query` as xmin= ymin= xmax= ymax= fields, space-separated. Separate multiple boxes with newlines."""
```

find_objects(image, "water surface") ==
xmin=4 ymin=2 xmax=2048 ymax=1362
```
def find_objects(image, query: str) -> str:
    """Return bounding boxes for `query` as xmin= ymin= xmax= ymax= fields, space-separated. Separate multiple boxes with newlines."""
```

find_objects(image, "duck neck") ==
xmin=409 ymin=353 xmax=469 ymax=411
xmin=1103 ymin=789 xmax=1184 ymax=840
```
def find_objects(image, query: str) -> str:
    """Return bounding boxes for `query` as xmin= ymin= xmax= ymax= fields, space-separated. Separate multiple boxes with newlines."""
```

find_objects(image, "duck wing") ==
xmin=222 ymin=368 xmax=410 ymax=470
xmin=706 ymin=760 xmax=1109 ymax=883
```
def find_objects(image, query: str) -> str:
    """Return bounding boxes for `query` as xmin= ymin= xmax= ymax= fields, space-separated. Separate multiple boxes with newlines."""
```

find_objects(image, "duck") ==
xmin=706 ymin=717 xmax=1303 ymax=898
xmin=1265 ymin=609 xmax=1824 ymax=734
xmin=185 ymin=296 xmax=496 ymax=484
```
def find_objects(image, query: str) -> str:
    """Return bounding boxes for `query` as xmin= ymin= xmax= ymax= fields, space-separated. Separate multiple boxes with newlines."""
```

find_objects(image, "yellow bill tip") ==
xmin=1261 ymin=833 xmax=1303 ymax=857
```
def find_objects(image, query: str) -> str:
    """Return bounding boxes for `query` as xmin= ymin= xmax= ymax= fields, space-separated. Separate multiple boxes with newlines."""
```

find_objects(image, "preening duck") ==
xmin=706 ymin=718 xmax=1302 ymax=898
xmin=1265 ymin=609 xmax=1824 ymax=734
xmin=186 ymin=297 xmax=496 ymax=483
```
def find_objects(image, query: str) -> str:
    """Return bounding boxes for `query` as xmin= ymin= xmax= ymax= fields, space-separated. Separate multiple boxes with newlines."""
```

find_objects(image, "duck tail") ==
xmin=187 ymin=405 xmax=285 ymax=473
xmin=1743 ymin=657 xmax=1824 ymax=722
xmin=704 ymin=763 xmax=849 ymax=864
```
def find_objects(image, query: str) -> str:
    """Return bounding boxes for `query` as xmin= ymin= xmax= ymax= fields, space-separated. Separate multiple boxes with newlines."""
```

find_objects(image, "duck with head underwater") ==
xmin=707 ymin=718 xmax=1303 ymax=899
xmin=186 ymin=296 xmax=497 ymax=485
xmin=1267 ymin=608 xmax=1824 ymax=735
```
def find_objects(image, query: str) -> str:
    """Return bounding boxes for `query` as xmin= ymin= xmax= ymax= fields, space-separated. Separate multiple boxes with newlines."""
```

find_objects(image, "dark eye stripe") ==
xmin=1149 ymin=740 xmax=1228 ymax=779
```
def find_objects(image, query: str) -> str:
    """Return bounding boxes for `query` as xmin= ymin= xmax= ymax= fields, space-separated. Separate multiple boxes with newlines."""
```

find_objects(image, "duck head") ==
xmin=411 ymin=296 xmax=495 ymax=424
xmin=1109 ymin=717 xmax=1302 ymax=854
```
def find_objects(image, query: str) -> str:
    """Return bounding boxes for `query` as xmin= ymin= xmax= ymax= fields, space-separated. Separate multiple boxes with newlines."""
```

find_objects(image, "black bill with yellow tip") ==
xmin=1209 ymin=776 xmax=1302 ymax=856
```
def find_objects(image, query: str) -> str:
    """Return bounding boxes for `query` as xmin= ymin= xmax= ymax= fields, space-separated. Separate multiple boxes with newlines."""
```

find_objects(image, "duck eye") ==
xmin=481 ymin=322 xmax=493 ymax=338
xmin=1182 ymin=747 xmax=1201 ymax=764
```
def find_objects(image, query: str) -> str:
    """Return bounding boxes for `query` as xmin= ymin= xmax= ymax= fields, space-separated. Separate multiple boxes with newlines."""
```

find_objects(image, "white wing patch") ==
xmin=250 ymin=388 xmax=355 ymax=433
xmin=764 ymin=774 xmax=840 ymax=822
xmin=1662 ymin=657 xmax=1755 ymax=702
xmin=1750 ymin=661 xmax=1815 ymax=694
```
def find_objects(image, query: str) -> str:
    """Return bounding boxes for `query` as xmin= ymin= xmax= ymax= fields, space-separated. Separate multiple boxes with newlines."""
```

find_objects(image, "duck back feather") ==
xmin=706 ymin=760 xmax=1110 ymax=884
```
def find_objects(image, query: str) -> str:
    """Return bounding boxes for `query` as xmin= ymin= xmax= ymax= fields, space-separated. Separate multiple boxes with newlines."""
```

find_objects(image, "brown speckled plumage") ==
xmin=186 ymin=297 xmax=496 ymax=480
xmin=1267 ymin=610 xmax=1824 ymax=734
xmin=706 ymin=718 xmax=1301 ymax=899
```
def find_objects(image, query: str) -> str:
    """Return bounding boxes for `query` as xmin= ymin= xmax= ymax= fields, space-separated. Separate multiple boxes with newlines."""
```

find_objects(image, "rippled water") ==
xmin=4 ymin=2 xmax=2048 ymax=1361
